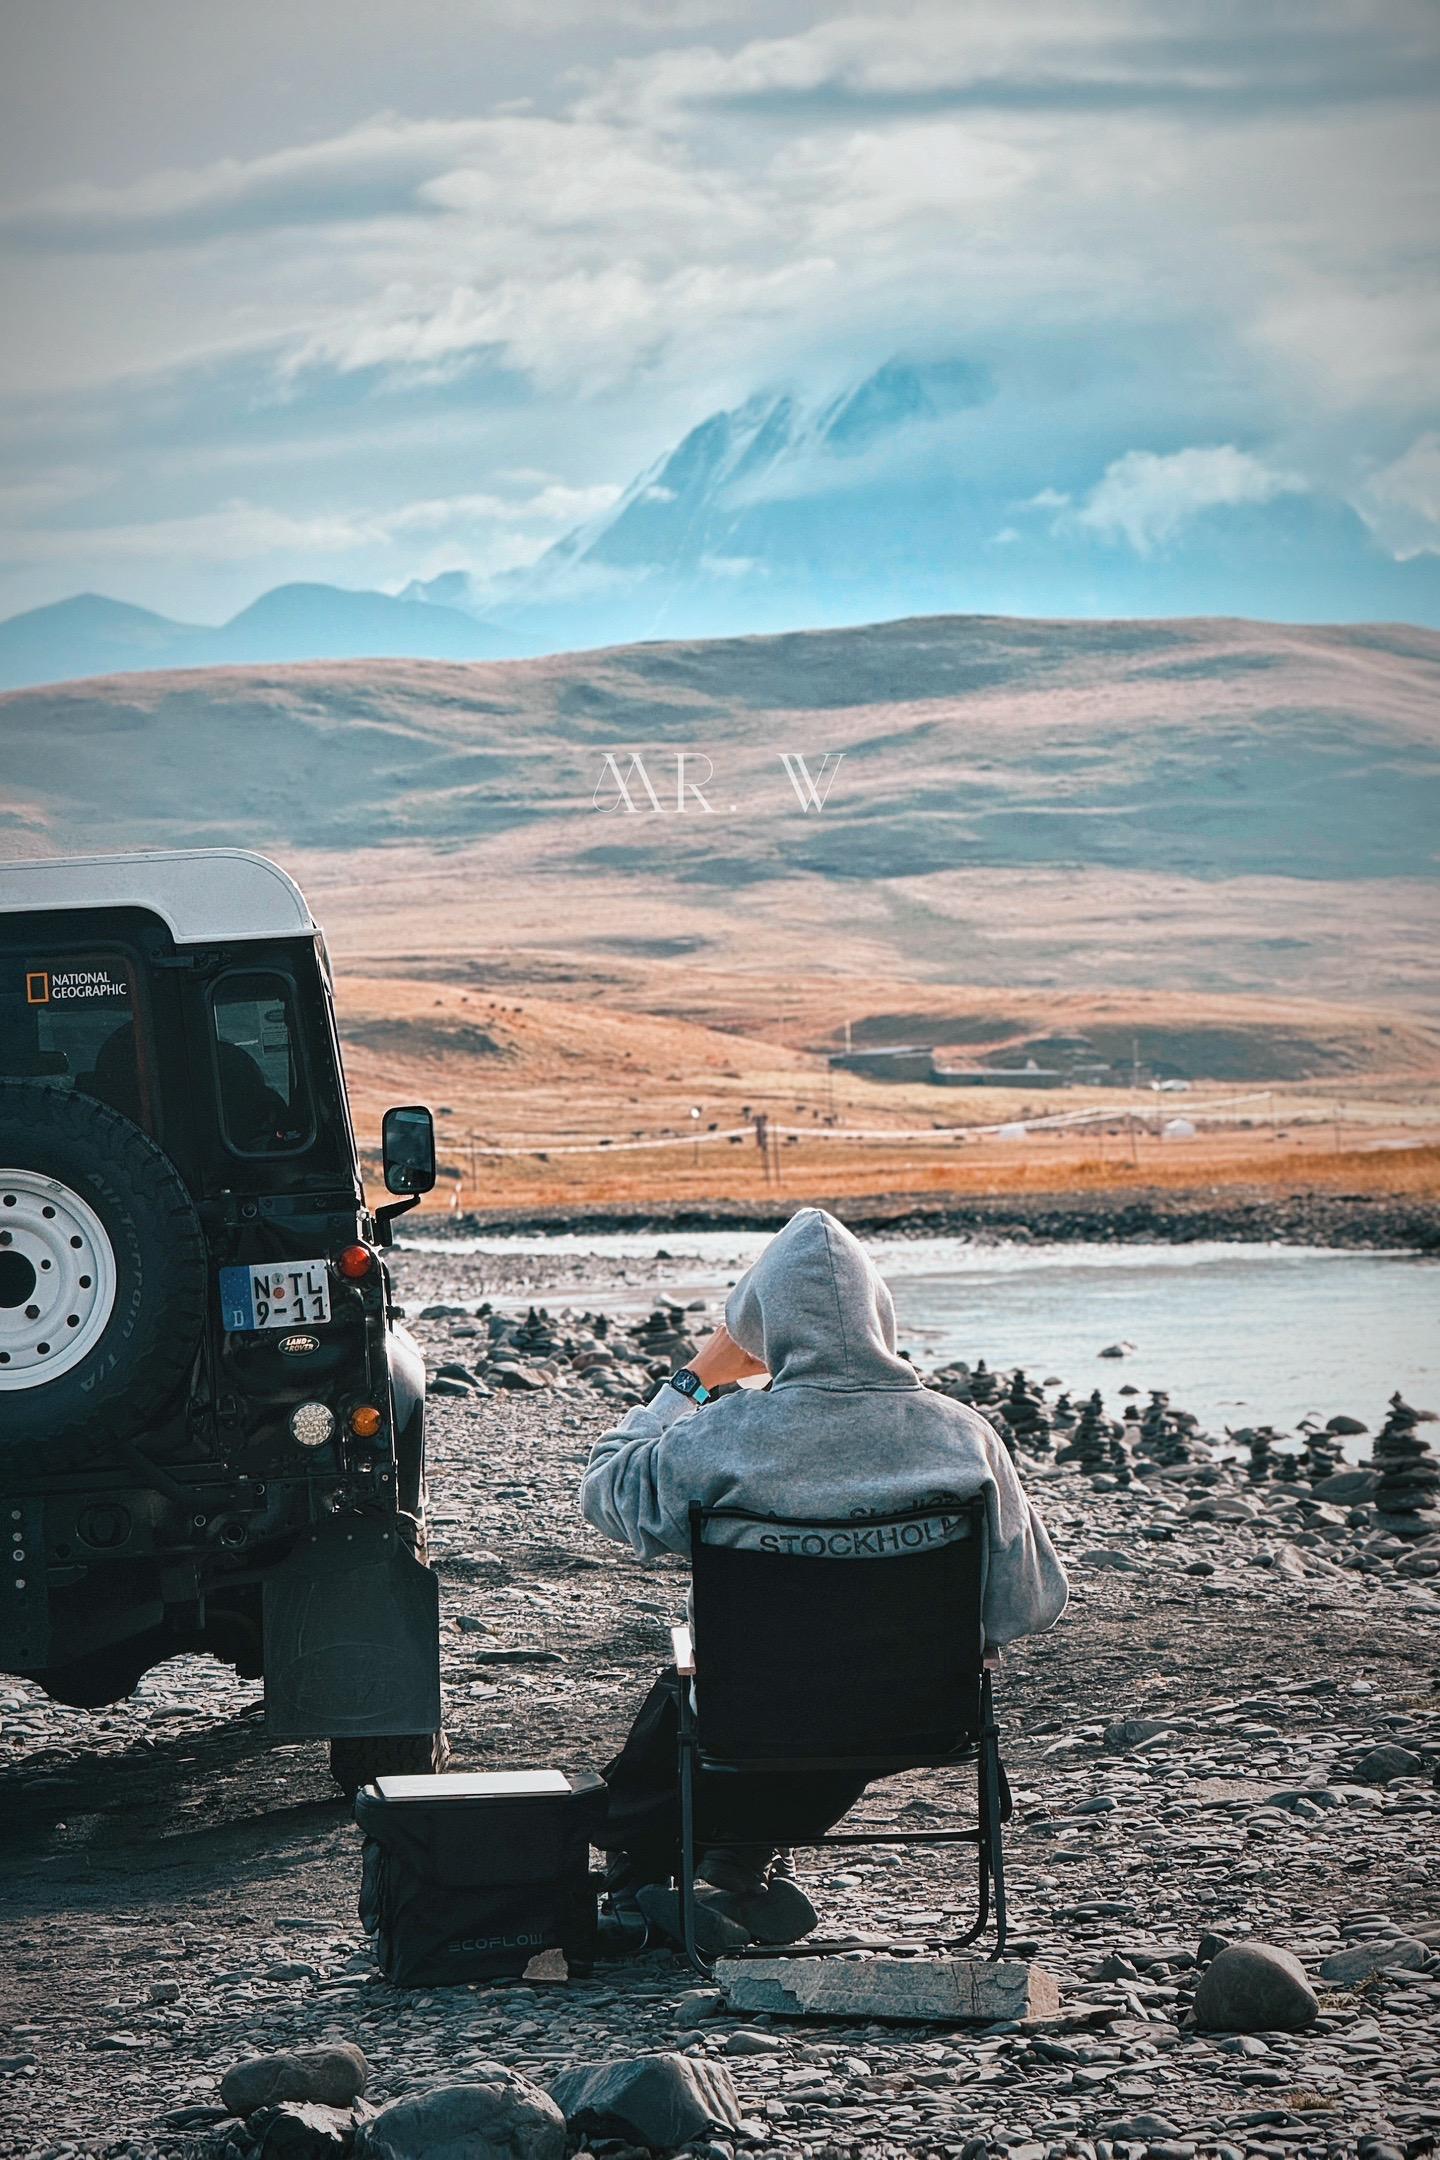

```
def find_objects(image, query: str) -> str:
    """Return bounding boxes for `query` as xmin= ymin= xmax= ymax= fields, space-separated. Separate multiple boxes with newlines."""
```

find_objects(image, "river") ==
xmin=405 ymin=1230 xmax=1438 ymax=1450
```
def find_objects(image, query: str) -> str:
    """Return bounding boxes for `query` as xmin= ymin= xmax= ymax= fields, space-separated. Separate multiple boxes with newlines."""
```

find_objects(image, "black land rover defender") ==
xmin=0 ymin=848 xmax=444 ymax=1793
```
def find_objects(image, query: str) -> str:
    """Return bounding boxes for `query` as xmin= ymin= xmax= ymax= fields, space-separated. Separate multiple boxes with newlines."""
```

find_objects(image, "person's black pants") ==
xmin=598 ymin=1667 xmax=871 ymax=1887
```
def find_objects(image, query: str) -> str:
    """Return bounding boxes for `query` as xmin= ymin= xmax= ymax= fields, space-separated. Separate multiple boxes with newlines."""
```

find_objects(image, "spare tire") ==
xmin=0 ymin=1081 xmax=207 ymax=1461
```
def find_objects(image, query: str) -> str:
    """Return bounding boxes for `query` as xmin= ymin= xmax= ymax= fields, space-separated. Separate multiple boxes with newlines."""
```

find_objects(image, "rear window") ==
xmin=0 ymin=951 xmax=149 ymax=1126
xmin=211 ymin=971 xmax=313 ymax=1155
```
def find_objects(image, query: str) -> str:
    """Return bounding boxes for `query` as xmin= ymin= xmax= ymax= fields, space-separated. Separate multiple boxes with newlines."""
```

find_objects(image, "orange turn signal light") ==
xmin=349 ymin=1404 xmax=383 ymax=1439
xmin=337 ymin=1244 xmax=374 ymax=1280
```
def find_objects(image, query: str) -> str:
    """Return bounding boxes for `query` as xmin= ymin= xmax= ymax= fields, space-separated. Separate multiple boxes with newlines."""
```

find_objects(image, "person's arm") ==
xmin=974 ymin=1418 xmax=1070 ymax=1646
xmin=579 ymin=1323 xmax=768 ymax=1557
xmin=580 ymin=1386 xmax=701 ymax=1558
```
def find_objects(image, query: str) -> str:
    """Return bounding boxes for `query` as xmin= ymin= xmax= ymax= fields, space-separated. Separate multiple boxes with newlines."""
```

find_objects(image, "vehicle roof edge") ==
xmin=0 ymin=847 xmax=318 ymax=944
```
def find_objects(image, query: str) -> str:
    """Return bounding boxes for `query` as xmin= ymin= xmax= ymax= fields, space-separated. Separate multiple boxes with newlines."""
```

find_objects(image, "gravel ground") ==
xmin=2 ymin=1250 xmax=1438 ymax=2160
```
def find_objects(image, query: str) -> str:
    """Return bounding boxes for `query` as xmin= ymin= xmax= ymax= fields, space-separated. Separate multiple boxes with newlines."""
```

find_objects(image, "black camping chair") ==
xmin=672 ymin=1497 xmax=1011 ymax=1978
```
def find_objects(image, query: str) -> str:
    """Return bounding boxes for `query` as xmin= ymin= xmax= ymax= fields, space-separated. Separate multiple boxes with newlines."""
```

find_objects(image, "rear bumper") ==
xmin=3 ymin=1500 xmax=441 ymax=1739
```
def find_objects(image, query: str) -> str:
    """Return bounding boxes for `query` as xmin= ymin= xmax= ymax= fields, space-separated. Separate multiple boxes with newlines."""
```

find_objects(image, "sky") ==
xmin=0 ymin=0 xmax=1437 ymax=625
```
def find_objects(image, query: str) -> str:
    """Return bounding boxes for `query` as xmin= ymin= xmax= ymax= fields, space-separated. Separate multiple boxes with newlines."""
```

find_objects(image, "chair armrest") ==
xmin=671 ymin=1623 xmax=696 ymax=1676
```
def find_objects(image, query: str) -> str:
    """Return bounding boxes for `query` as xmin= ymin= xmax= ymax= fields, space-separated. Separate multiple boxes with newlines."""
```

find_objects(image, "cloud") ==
xmin=0 ymin=0 xmax=1436 ymax=621
xmin=1352 ymin=433 xmax=1440 ymax=558
xmin=381 ymin=482 xmax=621 ymax=531
xmin=0 ymin=481 xmax=621 ymax=572
xmin=588 ymin=2 xmax=1440 ymax=126
xmin=1072 ymin=445 xmax=1304 ymax=553
xmin=0 ymin=117 xmax=498 ymax=250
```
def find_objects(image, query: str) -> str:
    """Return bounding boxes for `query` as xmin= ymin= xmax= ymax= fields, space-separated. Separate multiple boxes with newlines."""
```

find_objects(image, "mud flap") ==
xmin=262 ymin=1517 xmax=441 ymax=1739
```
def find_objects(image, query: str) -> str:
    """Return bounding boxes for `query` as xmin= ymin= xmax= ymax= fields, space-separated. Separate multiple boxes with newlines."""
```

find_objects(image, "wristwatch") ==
xmin=666 ymin=1366 xmax=712 ymax=1405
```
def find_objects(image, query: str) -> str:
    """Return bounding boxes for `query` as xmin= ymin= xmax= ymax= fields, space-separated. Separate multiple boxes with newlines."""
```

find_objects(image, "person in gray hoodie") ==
xmin=581 ymin=1206 xmax=1068 ymax=1952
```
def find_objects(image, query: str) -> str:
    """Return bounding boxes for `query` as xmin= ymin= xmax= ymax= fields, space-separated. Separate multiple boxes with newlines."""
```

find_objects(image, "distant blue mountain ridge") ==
xmin=3 ymin=358 xmax=1437 ymax=691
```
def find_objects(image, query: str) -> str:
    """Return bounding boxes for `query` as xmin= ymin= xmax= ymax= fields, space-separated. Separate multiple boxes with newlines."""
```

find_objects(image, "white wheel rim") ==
xmin=0 ymin=1169 xmax=117 ymax=1390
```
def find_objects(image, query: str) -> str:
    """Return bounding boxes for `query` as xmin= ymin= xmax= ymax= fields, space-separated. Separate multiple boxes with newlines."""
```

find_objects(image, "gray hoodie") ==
xmin=580 ymin=1207 xmax=1068 ymax=1647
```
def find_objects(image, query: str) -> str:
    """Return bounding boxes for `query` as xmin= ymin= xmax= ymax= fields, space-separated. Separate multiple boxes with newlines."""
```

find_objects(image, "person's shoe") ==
xmin=595 ymin=1879 xmax=654 ymax=1959
xmin=697 ymin=1846 xmax=818 ymax=1945
xmin=635 ymin=1882 xmax=751 ymax=1957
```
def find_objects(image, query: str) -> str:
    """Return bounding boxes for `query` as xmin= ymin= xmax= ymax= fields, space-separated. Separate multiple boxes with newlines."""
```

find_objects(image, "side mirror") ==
xmin=382 ymin=1104 xmax=436 ymax=1195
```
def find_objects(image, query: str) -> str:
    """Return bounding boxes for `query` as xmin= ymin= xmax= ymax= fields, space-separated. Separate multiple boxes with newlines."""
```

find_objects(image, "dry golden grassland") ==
xmin=328 ymin=968 xmax=1440 ymax=1216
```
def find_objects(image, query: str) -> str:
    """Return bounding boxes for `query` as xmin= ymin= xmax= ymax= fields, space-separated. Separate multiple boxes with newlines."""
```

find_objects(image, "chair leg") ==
xmin=980 ymin=1673 xmax=1008 ymax=1959
xmin=677 ymin=1685 xmax=711 ymax=1978
xmin=951 ymin=1753 xmax=992 ymax=1949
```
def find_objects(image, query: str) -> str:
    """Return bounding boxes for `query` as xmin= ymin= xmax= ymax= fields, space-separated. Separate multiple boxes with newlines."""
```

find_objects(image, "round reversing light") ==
xmin=290 ymin=1401 xmax=336 ymax=1448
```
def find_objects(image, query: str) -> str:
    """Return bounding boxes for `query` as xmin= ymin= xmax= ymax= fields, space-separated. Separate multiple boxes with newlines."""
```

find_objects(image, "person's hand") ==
xmin=690 ymin=1322 xmax=767 ymax=1391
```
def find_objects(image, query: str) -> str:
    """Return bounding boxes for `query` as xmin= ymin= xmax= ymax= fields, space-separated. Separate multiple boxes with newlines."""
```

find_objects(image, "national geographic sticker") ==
xmin=26 ymin=965 xmax=129 ymax=1005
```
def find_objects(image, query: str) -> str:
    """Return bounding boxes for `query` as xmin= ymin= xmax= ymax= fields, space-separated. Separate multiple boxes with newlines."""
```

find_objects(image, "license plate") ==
xmin=219 ymin=1261 xmax=331 ymax=1332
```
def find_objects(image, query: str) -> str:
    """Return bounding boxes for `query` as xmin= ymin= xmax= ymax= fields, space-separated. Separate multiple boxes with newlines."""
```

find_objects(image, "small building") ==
xmin=828 ymin=1044 xmax=937 ymax=1083
xmin=932 ymin=1065 xmax=1066 ymax=1088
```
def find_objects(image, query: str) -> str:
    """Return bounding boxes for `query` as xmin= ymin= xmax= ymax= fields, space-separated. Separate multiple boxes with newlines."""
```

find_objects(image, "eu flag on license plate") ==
xmin=219 ymin=1265 xmax=258 ymax=1331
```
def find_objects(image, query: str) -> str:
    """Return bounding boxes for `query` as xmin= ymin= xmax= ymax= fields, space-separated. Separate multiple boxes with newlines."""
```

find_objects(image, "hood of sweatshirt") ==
xmin=725 ymin=1206 xmax=921 ymax=1392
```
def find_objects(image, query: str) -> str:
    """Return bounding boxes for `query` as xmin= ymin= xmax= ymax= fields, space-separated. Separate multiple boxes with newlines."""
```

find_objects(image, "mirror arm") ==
xmin=374 ymin=1193 xmax=422 ymax=1248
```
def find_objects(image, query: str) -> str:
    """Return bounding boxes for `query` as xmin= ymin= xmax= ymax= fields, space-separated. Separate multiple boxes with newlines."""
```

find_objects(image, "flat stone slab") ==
xmin=714 ymin=1953 xmax=1060 ymax=2025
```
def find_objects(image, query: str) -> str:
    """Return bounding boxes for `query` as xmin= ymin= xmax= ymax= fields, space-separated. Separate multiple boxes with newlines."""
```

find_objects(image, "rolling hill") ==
xmin=0 ymin=583 xmax=505 ymax=692
xmin=2 ymin=612 xmax=1438 ymax=1020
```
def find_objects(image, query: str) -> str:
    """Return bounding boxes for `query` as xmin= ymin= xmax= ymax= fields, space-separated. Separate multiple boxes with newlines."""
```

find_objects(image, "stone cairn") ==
xmin=1003 ymin=1369 xmax=1052 ymax=1456
xmin=1057 ymin=1389 xmax=1122 ymax=1480
xmin=512 ymin=1305 xmax=559 ymax=1359
xmin=1298 ymin=1425 xmax=1342 ymax=1486
xmin=1137 ymin=1389 xmax=1191 ymax=1470
xmin=631 ymin=1303 xmax=696 ymax=1377
xmin=988 ymin=1407 xmax=1018 ymax=1460
xmin=1371 ymin=1393 xmax=1440 ymax=1534
xmin=1051 ymin=1391 xmax=1077 ymax=1435
xmin=1105 ymin=1417 xmax=1135 ymax=1486
xmin=1239 ymin=1425 xmax=1286 ymax=1482
xmin=968 ymin=1359 xmax=1001 ymax=1409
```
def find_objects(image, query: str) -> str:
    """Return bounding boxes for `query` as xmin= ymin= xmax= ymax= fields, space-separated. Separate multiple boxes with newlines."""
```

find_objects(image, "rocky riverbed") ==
xmin=445 ymin=1187 xmax=1440 ymax=1253
xmin=2 ymin=1246 xmax=1438 ymax=2160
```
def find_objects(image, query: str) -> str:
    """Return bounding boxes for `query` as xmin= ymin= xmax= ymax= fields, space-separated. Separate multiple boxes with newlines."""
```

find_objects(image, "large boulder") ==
xmin=547 ymin=2054 xmax=743 ymax=2150
xmin=355 ymin=2074 xmax=565 ymax=2160
xmin=1103 ymin=1717 xmax=1174 ymax=1753
xmin=221 ymin=2048 xmax=369 ymax=2118
xmin=1319 ymin=1936 xmax=1430 ymax=1984
xmin=244 ymin=2102 xmax=375 ymax=2158
xmin=1192 ymin=1943 xmax=1317 ymax=2032
xmin=1312 ymin=1468 xmax=1377 ymax=1502
xmin=1356 ymin=1744 xmax=1424 ymax=1784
